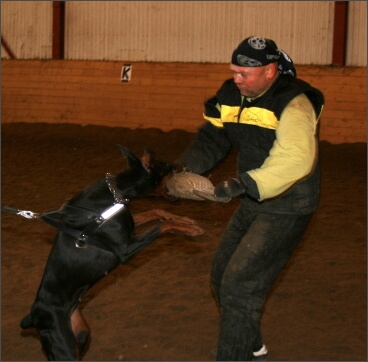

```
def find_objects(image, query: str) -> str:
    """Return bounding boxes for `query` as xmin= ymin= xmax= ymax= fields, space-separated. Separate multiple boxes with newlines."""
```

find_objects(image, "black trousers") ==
xmin=211 ymin=205 xmax=313 ymax=361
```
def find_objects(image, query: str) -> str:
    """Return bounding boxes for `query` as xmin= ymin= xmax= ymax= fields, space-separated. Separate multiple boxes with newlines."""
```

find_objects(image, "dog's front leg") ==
xmin=133 ymin=209 xmax=197 ymax=226
xmin=133 ymin=209 xmax=204 ymax=236
xmin=36 ymin=308 xmax=79 ymax=361
xmin=159 ymin=220 xmax=204 ymax=236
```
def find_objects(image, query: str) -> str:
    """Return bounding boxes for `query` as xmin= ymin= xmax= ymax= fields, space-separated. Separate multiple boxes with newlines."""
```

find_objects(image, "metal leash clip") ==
xmin=17 ymin=210 xmax=39 ymax=219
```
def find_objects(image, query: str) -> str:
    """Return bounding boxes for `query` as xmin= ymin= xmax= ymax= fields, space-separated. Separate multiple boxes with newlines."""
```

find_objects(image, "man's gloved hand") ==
xmin=214 ymin=177 xmax=248 ymax=198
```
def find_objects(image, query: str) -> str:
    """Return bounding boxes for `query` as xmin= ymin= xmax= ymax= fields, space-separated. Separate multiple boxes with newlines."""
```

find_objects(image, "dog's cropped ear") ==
xmin=141 ymin=147 xmax=153 ymax=172
xmin=117 ymin=144 xmax=141 ymax=169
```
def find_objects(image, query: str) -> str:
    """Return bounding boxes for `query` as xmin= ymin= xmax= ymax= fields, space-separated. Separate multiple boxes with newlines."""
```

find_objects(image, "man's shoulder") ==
xmin=276 ymin=75 xmax=322 ymax=97
xmin=276 ymin=75 xmax=325 ymax=114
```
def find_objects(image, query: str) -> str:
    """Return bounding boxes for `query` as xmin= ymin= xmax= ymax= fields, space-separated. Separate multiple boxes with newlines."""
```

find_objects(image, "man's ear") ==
xmin=266 ymin=63 xmax=278 ymax=78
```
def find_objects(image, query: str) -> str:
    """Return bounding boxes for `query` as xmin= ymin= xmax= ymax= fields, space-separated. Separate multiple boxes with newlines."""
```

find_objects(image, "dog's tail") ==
xmin=20 ymin=314 xmax=33 ymax=329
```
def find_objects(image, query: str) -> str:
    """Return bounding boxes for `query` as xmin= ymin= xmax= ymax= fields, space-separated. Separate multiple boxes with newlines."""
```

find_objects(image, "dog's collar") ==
xmin=105 ymin=172 xmax=129 ymax=204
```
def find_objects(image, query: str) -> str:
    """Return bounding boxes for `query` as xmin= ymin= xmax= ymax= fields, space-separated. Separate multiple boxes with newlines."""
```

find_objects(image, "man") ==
xmin=169 ymin=36 xmax=324 ymax=360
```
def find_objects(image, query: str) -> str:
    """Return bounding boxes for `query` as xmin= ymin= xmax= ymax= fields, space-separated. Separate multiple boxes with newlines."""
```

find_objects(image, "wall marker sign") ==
xmin=121 ymin=64 xmax=132 ymax=82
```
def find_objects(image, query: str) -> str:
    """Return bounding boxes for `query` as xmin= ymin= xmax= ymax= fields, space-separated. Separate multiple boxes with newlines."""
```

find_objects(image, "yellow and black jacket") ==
xmin=177 ymin=74 xmax=324 ymax=214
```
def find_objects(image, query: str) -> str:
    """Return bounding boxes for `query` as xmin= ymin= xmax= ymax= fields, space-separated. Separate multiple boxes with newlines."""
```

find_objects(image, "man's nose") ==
xmin=233 ymin=74 xmax=242 ymax=83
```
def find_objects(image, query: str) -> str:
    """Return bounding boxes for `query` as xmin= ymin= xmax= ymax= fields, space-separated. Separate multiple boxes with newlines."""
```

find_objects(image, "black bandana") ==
xmin=231 ymin=36 xmax=296 ymax=77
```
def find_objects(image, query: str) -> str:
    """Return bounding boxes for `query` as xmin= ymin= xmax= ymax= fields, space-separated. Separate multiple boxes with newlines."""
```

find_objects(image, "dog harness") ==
xmin=2 ymin=173 xmax=129 ymax=249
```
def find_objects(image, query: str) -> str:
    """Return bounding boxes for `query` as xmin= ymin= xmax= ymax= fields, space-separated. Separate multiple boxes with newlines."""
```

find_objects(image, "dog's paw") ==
xmin=184 ymin=224 xmax=205 ymax=236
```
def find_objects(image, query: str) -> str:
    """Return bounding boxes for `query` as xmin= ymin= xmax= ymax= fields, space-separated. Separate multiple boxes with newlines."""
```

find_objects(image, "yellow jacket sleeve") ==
xmin=246 ymin=93 xmax=318 ymax=201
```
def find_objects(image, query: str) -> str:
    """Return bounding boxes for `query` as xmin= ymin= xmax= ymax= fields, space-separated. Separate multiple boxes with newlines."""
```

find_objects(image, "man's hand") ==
xmin=214 ymin=178 xmax=248 ymax=198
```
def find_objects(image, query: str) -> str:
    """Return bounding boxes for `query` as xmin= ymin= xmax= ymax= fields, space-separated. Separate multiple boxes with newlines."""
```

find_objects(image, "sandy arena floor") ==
xmin=1 ymin=122 xmax=366 ymax=361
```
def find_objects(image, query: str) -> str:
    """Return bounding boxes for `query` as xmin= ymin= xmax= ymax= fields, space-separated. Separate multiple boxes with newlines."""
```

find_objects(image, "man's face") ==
xmin=230 ymin=64 xmax=274 ymax=98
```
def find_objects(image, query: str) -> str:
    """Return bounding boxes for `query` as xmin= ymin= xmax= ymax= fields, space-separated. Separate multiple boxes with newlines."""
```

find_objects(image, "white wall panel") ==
xmin=1 ymin=1 xmax=52 ymax=59
xmin=346 ymin=1 xmax=367 ymax=66
xmin=1 ymin=1 xmax=366 ymax=65
xmin=65 ymin=1 xmax=335 ymax=64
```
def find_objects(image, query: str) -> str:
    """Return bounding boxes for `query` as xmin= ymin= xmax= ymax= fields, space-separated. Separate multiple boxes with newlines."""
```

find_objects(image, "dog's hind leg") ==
xmin=25 ymin=308 xmax=79 ymax=361
xmin=71 ymin=308 xmax=90 ymax=358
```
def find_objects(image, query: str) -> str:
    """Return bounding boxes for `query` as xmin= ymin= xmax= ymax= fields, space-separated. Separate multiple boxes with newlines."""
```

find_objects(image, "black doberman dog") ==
xmin=19 ymin=145 xmax=203 ymax=360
